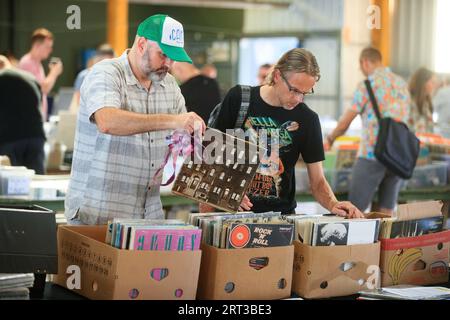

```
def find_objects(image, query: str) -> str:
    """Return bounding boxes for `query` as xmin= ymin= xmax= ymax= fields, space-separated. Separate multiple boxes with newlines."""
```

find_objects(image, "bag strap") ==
xmin=234 ymin=85 xmax=251 ymax=128
xmin=364 ymin=80 xmax=382 ymax=123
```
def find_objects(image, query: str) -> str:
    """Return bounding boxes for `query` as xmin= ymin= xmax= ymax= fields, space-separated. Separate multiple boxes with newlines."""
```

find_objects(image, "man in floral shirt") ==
xmin=325 ymin=47 xmax=411 ymax=214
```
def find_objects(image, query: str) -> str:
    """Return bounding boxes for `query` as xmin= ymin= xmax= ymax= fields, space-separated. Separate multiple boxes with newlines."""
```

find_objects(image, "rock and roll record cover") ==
xmin=226 ymin=223 xmax=294 ymax=249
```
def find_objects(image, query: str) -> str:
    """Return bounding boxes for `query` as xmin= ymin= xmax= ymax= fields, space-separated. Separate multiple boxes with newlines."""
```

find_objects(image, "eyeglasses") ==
xmin=280 ymin=72 xmax=314 ymax=97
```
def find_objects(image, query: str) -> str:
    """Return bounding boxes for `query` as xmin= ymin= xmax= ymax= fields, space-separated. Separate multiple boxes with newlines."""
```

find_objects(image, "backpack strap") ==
xmin=364 ymin=80 xmax=383 ymax=122
xmin=234 ymin=85 xmax=251 ymax=129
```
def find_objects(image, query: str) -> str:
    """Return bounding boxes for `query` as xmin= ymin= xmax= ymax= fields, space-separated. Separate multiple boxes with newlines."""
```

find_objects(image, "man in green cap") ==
xmin=65 ymin=14 xmax=205 ymax=225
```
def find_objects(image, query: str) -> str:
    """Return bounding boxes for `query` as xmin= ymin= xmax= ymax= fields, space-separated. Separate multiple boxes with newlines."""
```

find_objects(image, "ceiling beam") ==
xmin=127 ymin=0 xmax=292 ymax=10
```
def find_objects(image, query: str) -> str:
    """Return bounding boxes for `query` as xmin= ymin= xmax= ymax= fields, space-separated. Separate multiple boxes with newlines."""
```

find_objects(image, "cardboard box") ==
xmin=365 ymin=212 xmax=392 ymax=219
xmin=292 ymin=241 xmax=381 ymax=299
xmin=197 ymin=244 xmax=293 ymax=300
xmin=395 ymin=201 xmax=443 ymax=221
xmin=53 ymin=225 xmax=202 ymax=300
xmin=379 ymin=230 xmax=450 ymax=287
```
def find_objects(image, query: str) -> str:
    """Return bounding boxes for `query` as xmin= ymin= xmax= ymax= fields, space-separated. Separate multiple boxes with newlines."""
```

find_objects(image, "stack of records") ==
xmin=0 ymin=273 xmax=35 ymax=300
xmin=358 ymin=285 xmax=450 ymax=300
xmin=106 ymin=218 xmax=202 ymax=251
xmin=188 ymin=211 xmax=294 ymax=249
xmin=285 ymin=214 xmax=380 ymax=246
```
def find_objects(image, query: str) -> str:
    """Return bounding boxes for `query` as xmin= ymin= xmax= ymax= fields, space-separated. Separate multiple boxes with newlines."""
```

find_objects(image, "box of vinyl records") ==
xmin=196 ymin=244 xmax=294 ymax=300
xmin=53 ymin=225 xmax=202 ymax=300
xmin=292 ymin=241 xmax=381 ymax=299
xmin=379 ymin=230 xmax=450 ymax=287
xmin=378 ymin=201 xmax=450 ymax=287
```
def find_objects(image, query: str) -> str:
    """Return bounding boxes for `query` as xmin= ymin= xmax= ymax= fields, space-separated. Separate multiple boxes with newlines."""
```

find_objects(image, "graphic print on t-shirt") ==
xmin=244 ymin=117 xmax=299 ymax=199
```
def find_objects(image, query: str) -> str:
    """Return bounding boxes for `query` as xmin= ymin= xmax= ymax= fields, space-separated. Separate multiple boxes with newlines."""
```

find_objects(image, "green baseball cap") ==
xmin=137 ymin=14 xmax=192 ymax=64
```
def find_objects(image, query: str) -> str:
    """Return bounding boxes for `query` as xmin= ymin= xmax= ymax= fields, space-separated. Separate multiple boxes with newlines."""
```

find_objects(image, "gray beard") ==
xmin=141 ymin=48 xmax=167 ymax=84
xmin=149 ymin=71 xmax=165 ymax=84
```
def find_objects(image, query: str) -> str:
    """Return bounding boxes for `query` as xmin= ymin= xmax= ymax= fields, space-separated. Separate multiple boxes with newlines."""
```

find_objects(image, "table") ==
xmin=38 ymin=276 xmax=450 ymax=300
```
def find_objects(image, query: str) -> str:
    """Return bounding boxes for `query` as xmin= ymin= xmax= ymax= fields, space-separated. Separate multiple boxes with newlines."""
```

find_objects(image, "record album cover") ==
xmin=172 ymin=128 xmax=263 ymax=212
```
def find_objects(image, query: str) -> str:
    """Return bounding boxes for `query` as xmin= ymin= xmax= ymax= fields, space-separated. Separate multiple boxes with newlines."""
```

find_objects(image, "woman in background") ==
xmin=408 ymin=67 xmax=438 ymax=133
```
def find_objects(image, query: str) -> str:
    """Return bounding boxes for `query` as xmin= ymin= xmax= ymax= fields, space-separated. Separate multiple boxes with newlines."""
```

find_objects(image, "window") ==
xmin=240 ymin=180 xmax=246 ymax=187
xmin=224 ymin=188 xmax=230 ymax=198
xmin=233 ymin=163 xmax=239 ymax=170
xmin=239 ymin=37 xmax=299 ymax=85
xmin=219 ymin=172 xmax=225 ymax=180
xmin=227 ymin=176 xmax=232 ymax=183
xmin=246 ymin=167 xmax=252 ymax=174
xmin=434 ymin=0 xmax=450 ymax=73
xmin=231 ymin=148 xmax=236 ymax=155
xmin=187 ymin=161 xmax=193 ymax=169
xmin=209 ymin=168 xmax=216 ymax=176
xmin=238 ymin=150 xmax=245 ymax=159
xmin=181 ymin=175 xmax=186 ymax=182
xmin=191 ymin=177 xmax=200 ymax=188
xmin=226 ymin=159 xmax=231 ymax=166
xmin=231 ymin=193 xmax=237 ymax=200
xmin=195 ymin=164 xmax=201 ymax=171
xmin=216 ymin=155 xmax=222 ymax=164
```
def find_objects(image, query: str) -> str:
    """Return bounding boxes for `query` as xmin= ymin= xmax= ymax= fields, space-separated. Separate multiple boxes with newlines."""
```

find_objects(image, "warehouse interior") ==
xmin=0 ymin=0 xmax=449 ymax=303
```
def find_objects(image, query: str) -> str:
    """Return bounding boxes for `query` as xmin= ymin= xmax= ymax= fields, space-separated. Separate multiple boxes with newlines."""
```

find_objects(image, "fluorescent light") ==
xmin=434 ymin=0 xmax=450 ymax=73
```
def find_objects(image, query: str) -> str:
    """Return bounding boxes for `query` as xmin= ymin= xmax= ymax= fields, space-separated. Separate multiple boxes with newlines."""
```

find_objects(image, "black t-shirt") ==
xmin=0 ymin=69 xmax=45 ymax=145
xmin=180 ymin=75 xmax=221 ymax=124
xmin=213 ymin=85 xmax=325 ymax=214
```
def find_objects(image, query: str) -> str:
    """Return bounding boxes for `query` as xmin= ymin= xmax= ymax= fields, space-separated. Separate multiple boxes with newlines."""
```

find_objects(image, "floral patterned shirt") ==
xmin=350 ymin=67 xmax=411 ymax=160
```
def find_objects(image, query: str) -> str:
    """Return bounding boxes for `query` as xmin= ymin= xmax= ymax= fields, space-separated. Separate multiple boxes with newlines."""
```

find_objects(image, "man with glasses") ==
xmin=65 ymin=14 xmax=205 ymax=225
xmin=203 ymin=48 xmax=363 ymax=218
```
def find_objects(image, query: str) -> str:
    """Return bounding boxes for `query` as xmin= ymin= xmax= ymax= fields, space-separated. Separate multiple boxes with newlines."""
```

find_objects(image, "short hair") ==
xmin=360 ymin=47 xmax=382 ymax=63
xmin=31 ymin=28 xmax=53 ymax=46
xmin=267 ymin=48 xmax=320 ymax=85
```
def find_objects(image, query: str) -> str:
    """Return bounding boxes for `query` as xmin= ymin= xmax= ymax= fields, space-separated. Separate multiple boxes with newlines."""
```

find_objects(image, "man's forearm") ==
xmin=327 ymin=110 xmax=358 ymax=144
xmin=94 ymin=107 xmax=178 ymax=136
xmin=311 ymin=177 xmax=339 ymax=212
xmin=41 ymin=73 xmax=58 ymax=94
xmin=328 ymin=127 xmax=346 ymax=142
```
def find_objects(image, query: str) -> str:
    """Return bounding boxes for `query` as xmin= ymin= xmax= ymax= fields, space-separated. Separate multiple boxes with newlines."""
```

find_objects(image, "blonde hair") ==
xmin=31 ymin=28 xmax=54 ymax=46
xmin=267 ymin=48 xmax=320 ymax=86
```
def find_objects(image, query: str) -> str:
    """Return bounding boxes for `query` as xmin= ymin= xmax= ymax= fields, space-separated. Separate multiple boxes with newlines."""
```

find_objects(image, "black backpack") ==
xmin=207 ymin=85 xmax=251 ymax=129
